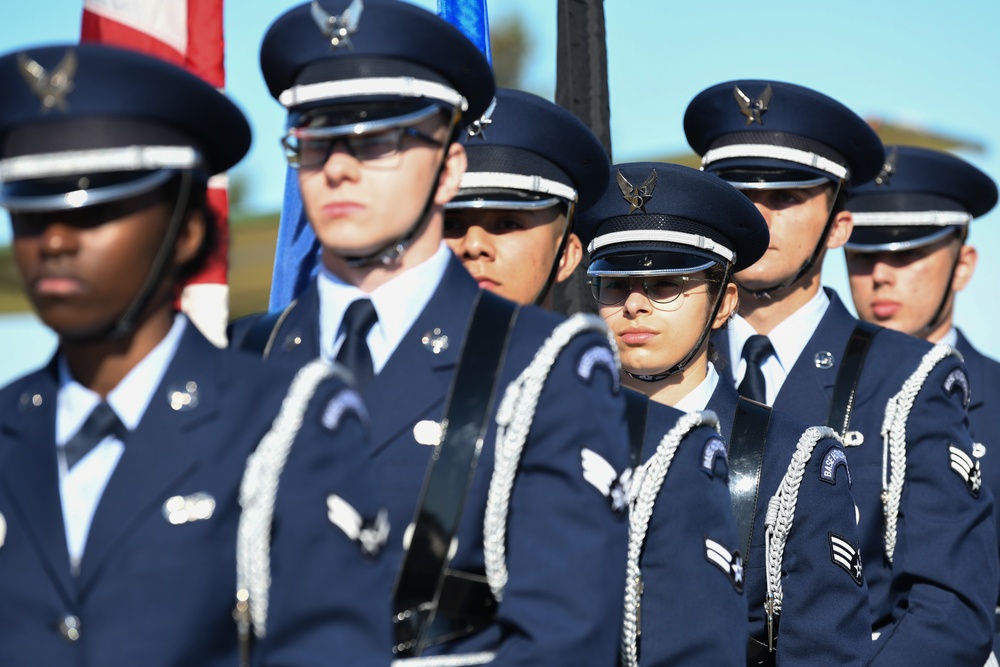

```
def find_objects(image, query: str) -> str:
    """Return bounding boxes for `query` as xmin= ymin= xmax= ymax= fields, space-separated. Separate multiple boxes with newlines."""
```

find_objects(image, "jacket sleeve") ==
xmin=871 ymin=355 xmax=998 ymax=666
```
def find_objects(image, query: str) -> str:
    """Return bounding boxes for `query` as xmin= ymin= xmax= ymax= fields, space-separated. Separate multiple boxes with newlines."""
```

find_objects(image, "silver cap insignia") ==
xmin=617 ymin=169 xmax=657 ymax=214
xmin=18 ymin=49 xmax=77 ymax=113
xmin=311 ymin=0 xmax=364 ymax=51
xmin=734 ymin=83 xmax=772 ymax=126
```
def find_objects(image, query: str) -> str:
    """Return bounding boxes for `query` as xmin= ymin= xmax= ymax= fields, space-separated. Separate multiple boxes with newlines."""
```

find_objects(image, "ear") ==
xmin=712 ymin=281 xmax=740 ymax=330
xmin=434 ymin=141 xmax=467 ymax=206
xmin=951 ymin=244 xmax=978 ymax=292
xmin=825 ymin=209 xmax=854 ymax=250
xmin=555 ymin=232 xmax=583 ymax=283
xmin=174 ymin=207 xmax=207 ymax=269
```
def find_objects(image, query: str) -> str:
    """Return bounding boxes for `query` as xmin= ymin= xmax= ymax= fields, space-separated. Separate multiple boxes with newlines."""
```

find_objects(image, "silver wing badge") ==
xmin=18 ymin=49 xmax=77 ymax=113
xmin=874 ymin=147 xmax=898 ymax=187
xmin=734 ymin=83 xmax=772 ymax=126
xmin=617 ymin=169 xmax=657 ymax=214
xmin=311 ymin=0 xmax=364 ymax=51
xmin=467 ymin=96 xmax=497 ymax=140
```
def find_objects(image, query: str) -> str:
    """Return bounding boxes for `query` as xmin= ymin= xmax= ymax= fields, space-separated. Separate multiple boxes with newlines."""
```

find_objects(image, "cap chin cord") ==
xmin=343 ymin=110 xmax=461 ymax=269
xmin=738 ymin=181 xmax=843 ymax=301
xmin=532 ymin=201 xmax=575 ymax=307
xmin=65 ymin=170 xmax=194 ymax=343
xmin=918 ymin=231 xmax=964 ymax=338
xmin=626 ymin=263 xmax=733 ymax=383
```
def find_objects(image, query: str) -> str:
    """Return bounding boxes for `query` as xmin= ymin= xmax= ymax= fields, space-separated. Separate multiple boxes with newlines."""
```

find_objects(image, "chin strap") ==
xmin=738 ymin=181 xmax=843 ymax=301
xmin=343 ymin=110 xmax=461 ymax=269
xmin=918 ymin=232 xmax=964 ymax=337
xmin=67 ymin=170 xmax=194 ymax=343
xmin=627 ymin=263 xmax=733 ymax=383
xmin=532 ymin=201 xmax=575 ymax=307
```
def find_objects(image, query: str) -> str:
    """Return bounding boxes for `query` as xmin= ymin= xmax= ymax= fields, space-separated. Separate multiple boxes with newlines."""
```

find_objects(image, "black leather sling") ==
xmin=826 ymin=321 xmax=880 ymax=437
xmin=624 ymin=390 xmax=650 ymax=468
xmin=392 ymin=290 xmax=519 ymax=656
xmin=237 ymin=299 xmax=298 ymax=360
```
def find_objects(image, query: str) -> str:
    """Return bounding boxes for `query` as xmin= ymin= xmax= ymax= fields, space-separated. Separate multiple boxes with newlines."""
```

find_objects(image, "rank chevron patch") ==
xmin=327 ymin=494 xmax=389 ymax=558
xmin=829 ymin=532 xmax=864 ymax=586
xmin=705 ymin=537 xmax=744 ymax=592
xmin=581 ymin=447 xmax=632 ymax=513
xmin=949 ymin=445 xmax=982 ymax=498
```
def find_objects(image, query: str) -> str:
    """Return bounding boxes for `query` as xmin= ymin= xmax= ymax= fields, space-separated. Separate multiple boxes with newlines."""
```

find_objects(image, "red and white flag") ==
xmin=81 ymin=0 xmax=231 ymax=346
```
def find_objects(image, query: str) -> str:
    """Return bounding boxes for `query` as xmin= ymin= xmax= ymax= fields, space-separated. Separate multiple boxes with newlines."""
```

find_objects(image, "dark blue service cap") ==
xmin=0 ymin=43 xmax=250 ymax=212
xmin=447 ymin=88 xmax=610 ymax=212
xmin=684 ymin=79 xmax=884 ymax=189
xmin=846 ymin=145 xmax=998 ymax=252
xmin=576 ymin=162 xmax=769 ymax=275
xmin=260 ymin=0 xmax=494 ymax=129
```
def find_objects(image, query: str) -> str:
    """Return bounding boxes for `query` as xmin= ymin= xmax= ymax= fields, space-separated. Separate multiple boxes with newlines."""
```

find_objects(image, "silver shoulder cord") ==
xmin=621 ymin=409 xmax=723 ymax=667
xmin=234 ymin=358 xmax=351 ymax=655
xmin=763 ymin=425 xmax=841 ymax=652
xmin=881 ymin=343 xmax=961 ymax=563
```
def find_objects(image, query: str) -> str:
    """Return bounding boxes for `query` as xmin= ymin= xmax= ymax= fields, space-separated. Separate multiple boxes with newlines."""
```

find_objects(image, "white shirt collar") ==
xmin=57 ymin=314 xmax=189 ymax=443
xmin=674 ymin=363 xmax=720 ymax=414
xmin=940 ymin=327 xmax=958 ymax=348
xmin=317 ymin=242 xmax=452 ymax=371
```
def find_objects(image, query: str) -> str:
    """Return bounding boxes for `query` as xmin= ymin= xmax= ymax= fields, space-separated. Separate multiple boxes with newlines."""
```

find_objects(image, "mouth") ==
xmin=33 ymin=273 xmax=84 ymax=298
xmin=319 ymin=201 xmax=365 ymax=218
xmin=471 ymin=274 xmax=500 ymax=291
xmin=871 ymin=300 xmax=900 ymax=319
xmin=618 ymin=328 xmax=657 ymax=345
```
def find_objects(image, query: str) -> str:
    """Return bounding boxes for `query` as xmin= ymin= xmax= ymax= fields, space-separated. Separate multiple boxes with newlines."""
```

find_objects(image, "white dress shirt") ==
xmin=56 ymin=315 xmax=187 ymax=572
xmin=674 ymin=363 xmax=721 ymax=414
xmin=318 ymin=242 xmax=452 ymax=371
xmin=726 ymin=288 xmax=830 ymax=405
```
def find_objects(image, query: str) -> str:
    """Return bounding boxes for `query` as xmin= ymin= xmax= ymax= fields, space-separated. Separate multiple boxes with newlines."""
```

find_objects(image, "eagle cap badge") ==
xmin=617 ymin=169 xmax=657 ymax=214
xmin=733 ymin=83 xmax=772 ymax=126
xmin=874 ymin=147 xmax=899 ymax=187
xmin=18 ymin=49 xmax=77 ymax=113
xmin=311 ymin=0 xmax=364 ymax=51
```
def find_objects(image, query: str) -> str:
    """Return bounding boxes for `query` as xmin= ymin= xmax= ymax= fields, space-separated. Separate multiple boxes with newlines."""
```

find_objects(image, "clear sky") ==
xmin=1 ymin=0 xmax=999 ymax=380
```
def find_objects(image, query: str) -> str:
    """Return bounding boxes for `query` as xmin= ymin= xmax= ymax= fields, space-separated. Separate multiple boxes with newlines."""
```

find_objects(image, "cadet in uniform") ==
xmin=685 ymin=79 xmax=997 ymax=665
xmin=0 ymin=43 xmax=390 ymax=667
xmin=442 ymin=91 xmax=748 ymax=664
xmin=842 ymin=145 xmax=1000 ymax=652
xmin=577 ymin=161 xmax=870 ymax=666
xmin=232 ymin=1 xmax=631 ymax=664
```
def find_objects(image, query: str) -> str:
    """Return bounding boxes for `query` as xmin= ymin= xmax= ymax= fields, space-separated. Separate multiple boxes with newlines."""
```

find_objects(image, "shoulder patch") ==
xmin=581 ymin=447 xmax=631 ymax=513
xmin=321 ymin=388 xmax=368 ymax=431
xmin=949 ymin=444 xmax=982 ymax=498
xmin=701 ymin=436 xmax=728 ymax=478
xmin=577 ymin=346 xmax=619 ymax=391
xmin=705 ymin=537 xmax=744 ymax=592
xmin=829 ymin=532 xmax=863 ymax=586
xmin=943 ymin=368 xmax=971 ymax=408
xmin=820 ymin=445 xmax=851 ymax=486
xmin=327 ymin=494 xmax=389 ymax=558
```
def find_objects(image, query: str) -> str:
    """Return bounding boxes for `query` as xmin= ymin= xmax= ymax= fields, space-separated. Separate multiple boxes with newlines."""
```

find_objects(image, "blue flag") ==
xmin=266 ymin=0 xmax=492 ymax=311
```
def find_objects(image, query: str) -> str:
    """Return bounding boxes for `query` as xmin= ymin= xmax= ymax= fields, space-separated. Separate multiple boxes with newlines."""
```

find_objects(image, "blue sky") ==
xmin=1 ymin=0 xmax=1000 ymax=379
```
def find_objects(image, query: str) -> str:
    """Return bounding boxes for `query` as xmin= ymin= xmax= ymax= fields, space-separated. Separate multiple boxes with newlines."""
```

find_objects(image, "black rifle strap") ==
xmin=624 ymin=390 xmax=650 ymax=468
xmin=238 ymin=299 xmax=299 ymax=360
xmin=825 ymin=321 xmax=880 ymax=437
xmin=392 ymin=290 xmax=519 ymax=656
xmin=728 ymin=396 xmax=773 ymax=567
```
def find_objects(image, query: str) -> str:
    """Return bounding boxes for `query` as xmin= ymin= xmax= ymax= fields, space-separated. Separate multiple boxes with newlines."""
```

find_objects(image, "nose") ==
xmin=320 ymin=140 xmax=361 ymax=185
xmin=621 ymin=281 xmax=651 ymax=317
xmin=457 ymin=224 xmax=495 ymax=261
xmin=36 ymin=220 xmax=81 ymax=257
xmin=870 ymin=256 xmax=895 ymax=285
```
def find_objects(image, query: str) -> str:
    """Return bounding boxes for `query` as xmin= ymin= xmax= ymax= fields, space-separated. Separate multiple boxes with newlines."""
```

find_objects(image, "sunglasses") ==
xmin=589 ymin=275 xmax=712 ymax=306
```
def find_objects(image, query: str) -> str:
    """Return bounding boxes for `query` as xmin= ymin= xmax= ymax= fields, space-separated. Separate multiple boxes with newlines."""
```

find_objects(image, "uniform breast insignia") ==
xmin=701 ymin=436 xmax=728 ymax=478
xmin=733 ymin=83 xmax=772 ymax=126
xmin=704 ymin=537 xmax=744 ymax=592
xmin=166 ymin=381 xmax=199 ymax=411
xmin=814 ymin=351 xmax=834 ymax=369
xmin=327 ymin=494 xmax=389 ymax=558
xmin=577 ymin=345 xmax=618 ymax=389
xmin=18 ymin=391 xmax=43 ymax=411
xmin=320 ymin=388 xmax=368 ymax=431
xmin=829 ymin=532 xmax=864 ymax=586
xmin=163 ymin=492 xmax=216 ymax=525
xmin=949 ymin=444 xmax=982 ymax=498
xmin=973 ymin=442 xmax=986 ymax=459
xmin=17 ymin=49 xmax=77 ymax=113
xmin=311 ymin=0 xmax=363 ymax=51
xmin=412 ymin=420 xmax=442 ymax=446
xmin=943 ymin=368 xmax=971 ymax=408
xmin=421 ymin=328 xmax=449 ymax=354
xmin=581 ymin=448 xmax=632 ymax=513
xmin=616 ymin=169 xmax=657 ymax=214
xmin=843 ymin=431 xmax=864 ymax=447
xmin=820 ymin=445 xmax=851 ymax=485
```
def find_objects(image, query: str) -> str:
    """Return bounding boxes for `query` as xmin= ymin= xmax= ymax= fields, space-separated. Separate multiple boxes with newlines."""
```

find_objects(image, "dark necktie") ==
xmin=737 ymin=335 xmax=774 ymax=404
xmin=335 ymin=298 xmax=379 ymax=390
xmin=63 ymin=401 xmax=124 ymax=470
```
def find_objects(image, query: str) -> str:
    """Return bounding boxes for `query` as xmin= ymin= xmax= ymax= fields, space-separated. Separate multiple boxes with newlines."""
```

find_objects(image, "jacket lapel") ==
xmin=265 ymin=280 xmax=323 ymax=368
xmin=0 ymin=359 xmax=77 ymax=603
xmin=366 ymin=258 xmax=477 ymax=455
xmin=77 ymin=326 xmax=220 ymax=593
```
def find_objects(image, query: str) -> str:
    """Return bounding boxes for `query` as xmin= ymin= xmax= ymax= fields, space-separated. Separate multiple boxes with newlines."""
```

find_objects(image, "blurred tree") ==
xmin=491 ymin=16 xmax=528 ymax=88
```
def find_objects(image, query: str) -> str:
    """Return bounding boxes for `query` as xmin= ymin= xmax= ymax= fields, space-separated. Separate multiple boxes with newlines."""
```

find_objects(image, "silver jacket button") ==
xmin=58 ymin=615 xmax=81 ymax=642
